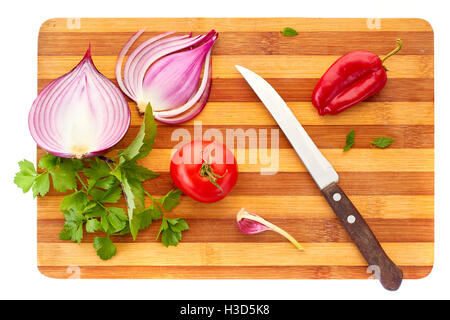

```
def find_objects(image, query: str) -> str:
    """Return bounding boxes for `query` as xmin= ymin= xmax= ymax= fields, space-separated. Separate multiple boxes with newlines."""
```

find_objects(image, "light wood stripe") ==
xmin=36 ymin=195 xmax=434 ymax=220
xmin=37 ymin=242 xmax=434 ymax=267
xmin=29 ymin=100 xmax=435 ymax=127
xmin=38 ymin=265 xmax=433 ymax=279
xmin=37 ymin=55 xmax=434 ymax=79
xmin=136 ymin=102 xmax=433 ymax=126
xmin=135 ymin=148 xmax=434 ymax=172
xmin=40 ymin=18 xmax=433 ymax=33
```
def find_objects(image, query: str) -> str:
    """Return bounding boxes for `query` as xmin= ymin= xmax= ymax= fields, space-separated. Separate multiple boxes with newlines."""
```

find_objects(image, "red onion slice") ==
xmin=116 ymin=29 xmax=218 ymax=122
xmin=29 ymin=47 xmax=130 ymax=159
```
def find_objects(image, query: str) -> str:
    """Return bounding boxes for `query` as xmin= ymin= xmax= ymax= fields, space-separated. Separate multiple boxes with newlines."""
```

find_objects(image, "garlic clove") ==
xmin=236 ymin=208 xmax=304 ymax=251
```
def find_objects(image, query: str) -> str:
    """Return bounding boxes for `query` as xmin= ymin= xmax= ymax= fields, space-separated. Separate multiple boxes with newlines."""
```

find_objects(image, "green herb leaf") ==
xmin=19 ymin=159 xmax=37 ymax=175
xmin=84 ymin=203 xmax=106 ymax=218
xmin=86 ymin=219 xmax=101 ymax=233
xmin=93 ymin=236 xmax=117 ymax=260
xmin=101 ymin=185 xmax=123 ymax=203
xmin=38 ymin=154 xmax=59 ymax=171
xmin=121 ymin=162 xmax=159 ymax=182
xmin=343 ymin=130 xmax=355 ymax=152
xmin=14 ymin=160 xmax=37 ymax=193
xmin=60 ymin=191 xmax=89 ymax=213
xmin=281 ymin=27 xmax=298 ymax=37
xmin=50 ymin=169 xmax=77 ymax=193
xmin=159 ymin=189 xmax=183 ymax=211
xmin=159 ymin=217 xmax=189 ymax=247
xmin=94 ymin=176 xmax=117 ymax=190
xmin=121 ymin=103 xmax=157 ymax=161
xmin=371 ymin=137 xmax=395 ymax=149
xmin=59 ymin=158 xmax=85 ymax=172
xmin=84 ymin=159 xmax=111 ymax=180
xmin=107 ymin=207 xmax=128 ymax=232
xmin=59 ymin=210 xmax=86 ymax=243
xmin=32 ymin=172 xmax=50 ymax=197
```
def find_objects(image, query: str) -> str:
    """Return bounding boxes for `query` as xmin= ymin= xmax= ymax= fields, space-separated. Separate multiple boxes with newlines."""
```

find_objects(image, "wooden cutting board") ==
xmin=36 ymin=18 xmax=434 ymax=279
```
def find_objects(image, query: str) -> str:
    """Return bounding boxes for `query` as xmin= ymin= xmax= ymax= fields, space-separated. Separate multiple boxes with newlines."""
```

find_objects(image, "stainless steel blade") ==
xmin=235 ymin=65 xmax=339 ymax=189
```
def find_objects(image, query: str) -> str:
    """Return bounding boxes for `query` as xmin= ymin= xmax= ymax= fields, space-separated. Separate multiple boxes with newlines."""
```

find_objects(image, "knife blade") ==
xmin=236 ymin=65 xmax=403 ymax=291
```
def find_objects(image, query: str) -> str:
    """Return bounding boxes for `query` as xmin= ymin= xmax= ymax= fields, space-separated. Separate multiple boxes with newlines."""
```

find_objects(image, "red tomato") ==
xmin=170 ymin=140 xmax=238 ymax=203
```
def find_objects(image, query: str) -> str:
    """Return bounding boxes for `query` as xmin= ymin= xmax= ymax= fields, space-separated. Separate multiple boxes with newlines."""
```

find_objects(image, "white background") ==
xmin=0 ymin=0 xmax=447 ymax=299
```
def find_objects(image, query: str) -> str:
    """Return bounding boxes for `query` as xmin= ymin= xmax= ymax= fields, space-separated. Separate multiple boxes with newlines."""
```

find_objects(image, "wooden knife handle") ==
xmin=322 ymin=182 xmax=403 ymax=291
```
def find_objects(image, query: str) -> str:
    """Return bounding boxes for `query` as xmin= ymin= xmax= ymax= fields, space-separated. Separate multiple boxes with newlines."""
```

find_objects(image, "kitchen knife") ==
xmin=235 ymin=65 xmax=403 ymax=291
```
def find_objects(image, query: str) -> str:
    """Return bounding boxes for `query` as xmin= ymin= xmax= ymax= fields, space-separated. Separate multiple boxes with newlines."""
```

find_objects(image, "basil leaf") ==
xmin=371 ymin=137 xmax=394 ymax=149
xmin=281 ymin=27 xmax=298 ymax=37
xmin=343 ymin=130 xmax=355 ymax=152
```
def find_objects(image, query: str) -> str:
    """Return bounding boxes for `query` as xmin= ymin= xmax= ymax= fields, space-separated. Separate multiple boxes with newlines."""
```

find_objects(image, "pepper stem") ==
xmin=381 ymin=39 xmax=403 ymax=64
xmin=238 ymin=209 xmax=304 ymax=251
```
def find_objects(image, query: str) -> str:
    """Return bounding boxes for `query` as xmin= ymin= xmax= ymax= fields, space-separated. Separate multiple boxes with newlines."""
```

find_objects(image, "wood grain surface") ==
xmin=36 ymin=18 xmax=434 ymax=280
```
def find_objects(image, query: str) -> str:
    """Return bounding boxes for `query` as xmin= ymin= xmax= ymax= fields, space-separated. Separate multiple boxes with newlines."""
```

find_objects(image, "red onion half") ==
xmin=29 ymin=47 xmax=131 ymax=159
xmin=116 ymin=29 xmax=218 ymax=124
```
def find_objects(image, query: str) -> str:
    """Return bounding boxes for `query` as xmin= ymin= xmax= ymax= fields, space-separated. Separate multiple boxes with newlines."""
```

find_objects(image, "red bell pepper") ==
xmin=312 ymin=39 xmax=402 ymax=115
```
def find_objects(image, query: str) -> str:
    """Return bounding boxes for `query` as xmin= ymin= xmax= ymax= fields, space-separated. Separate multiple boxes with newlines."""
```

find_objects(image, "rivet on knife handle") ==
xmin=322 ymin=182 xmax=403 ymax=291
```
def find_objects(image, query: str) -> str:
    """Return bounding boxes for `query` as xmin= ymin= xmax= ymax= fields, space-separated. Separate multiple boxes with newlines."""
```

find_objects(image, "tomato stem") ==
xmin=200 ymin=162 xmax=228 ymax=195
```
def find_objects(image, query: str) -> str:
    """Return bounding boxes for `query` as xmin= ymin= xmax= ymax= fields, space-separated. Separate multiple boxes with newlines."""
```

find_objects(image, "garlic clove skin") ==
xmin=29 ymin=47 xmax=130 ymax=159
xmin=236 ymin=208 xmax=271 ymax=234
xmin=236 ymin=208 xmax=304 ymax=251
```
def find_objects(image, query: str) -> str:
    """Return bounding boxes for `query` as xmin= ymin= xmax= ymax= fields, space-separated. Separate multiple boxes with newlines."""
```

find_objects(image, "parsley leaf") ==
xmin=14 ymin=160 xmax=37 ymax=193
xmin=121 ymin=162 xmax=159 ymax=182
xmin=371 ymin=137 xmax=395 ymax=149
xmin=106 ymin=207 xmax=128 ymax=232
xmin=32 ymin=172 xmax=50 ymax=197
xmin=84 ymin=159 xmax=111 ymax=180
xmin=121 ymin=103 xmax=157 ymax=161
xmin=159 ymin=189 xmax=183 ymax=211
xmin=158 ymin=217 xmax=189 ymax=247
xmin=19 ymin=159 xmax=37 ymax=175
xmin=38 ymin=154 xmax=59 ymax=171
xmin=344 ymin=130 xmax=355 ymax=151
xmin=59 ymin=210 xmax=86 ymax=243
xmin=86 ymin=219 xmax=101 ymax=233
xmin=281 ymin=27 xmax=298 ymax=37
xmin=93 ymin=236 xmax=117 ymax=260
xmin=50 ymin=169 xmax=77 ymax=193
xmin=101 ymin=185 xmax=123 ymax=203
xmin=60 ymin=191 xmax=89 ymax=213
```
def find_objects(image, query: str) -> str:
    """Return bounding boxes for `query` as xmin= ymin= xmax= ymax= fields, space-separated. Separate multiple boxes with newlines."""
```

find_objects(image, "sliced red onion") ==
xmin=236 ymin=209 xmax=304 ymax=251
xmin=116 ymin=29 xmax=218 ymax=123
xmin=29 ymin=47 xmax=130 ymax=159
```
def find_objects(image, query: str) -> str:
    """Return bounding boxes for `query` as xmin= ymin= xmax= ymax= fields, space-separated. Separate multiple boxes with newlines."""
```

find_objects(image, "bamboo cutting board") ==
xmin=36 ymin=18 xmax=434 ymax=280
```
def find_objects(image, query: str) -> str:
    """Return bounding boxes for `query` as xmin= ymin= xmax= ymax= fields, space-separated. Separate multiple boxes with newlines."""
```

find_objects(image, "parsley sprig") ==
xmin=14 ymin=104 xmax=188 ymax=260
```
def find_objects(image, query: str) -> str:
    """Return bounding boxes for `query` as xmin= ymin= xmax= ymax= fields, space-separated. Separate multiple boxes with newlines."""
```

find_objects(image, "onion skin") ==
xmin=116 ymin=30 xmax=217 ymax=124
xmin=29 ymin=47 xmax=130 ymax=159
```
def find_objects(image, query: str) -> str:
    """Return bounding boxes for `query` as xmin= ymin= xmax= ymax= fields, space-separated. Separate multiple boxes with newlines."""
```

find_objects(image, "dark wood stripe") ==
xmin=38 ymin=31 xmax=434 ymax=56
xmin=37 ymin=78 xmax=434 ymax=102
xmin=43 ymin=172 xmax=434 ymax=197
xmin=110 ymin=125 xmax=434 ymax=150
xmin=38 ymin=265 xmax=433 ymax=279
xmin=210 ymin=78 xmax=435 ymax=102
xmin=37 ymin=218 xmax=434 ymax=243
xmin=38 ymin=78 xmax=434 ymax=102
